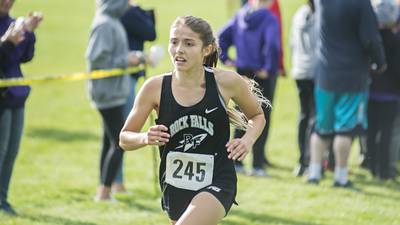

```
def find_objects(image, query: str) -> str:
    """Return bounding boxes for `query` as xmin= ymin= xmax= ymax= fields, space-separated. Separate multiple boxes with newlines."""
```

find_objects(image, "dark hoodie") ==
xmin=369 ymin=29 xmax=400 ymax=101
xmin=218 ymin=4 xmax=280 ymax=75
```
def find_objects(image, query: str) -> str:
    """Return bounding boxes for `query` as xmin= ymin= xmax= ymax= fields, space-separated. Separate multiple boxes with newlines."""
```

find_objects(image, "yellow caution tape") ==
xmin=0 ymin=65 xmax=145 ymax=87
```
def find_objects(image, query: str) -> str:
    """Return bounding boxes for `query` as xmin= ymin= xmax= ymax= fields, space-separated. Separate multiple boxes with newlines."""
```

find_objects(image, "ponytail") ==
xmin=204 ymin=42 xmax=219 ymax=68
xmin=227 ymin=77 xmax=271 ymax=130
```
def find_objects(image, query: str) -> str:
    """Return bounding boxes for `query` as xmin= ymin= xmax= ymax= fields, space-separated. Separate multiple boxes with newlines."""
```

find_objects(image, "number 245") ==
xmin=172 ymin=159 xmax=206 ymax=182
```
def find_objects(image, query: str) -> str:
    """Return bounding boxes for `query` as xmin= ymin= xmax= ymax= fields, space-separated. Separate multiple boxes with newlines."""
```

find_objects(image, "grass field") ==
xmin=2 ymin=0 xmax=400 ymax=224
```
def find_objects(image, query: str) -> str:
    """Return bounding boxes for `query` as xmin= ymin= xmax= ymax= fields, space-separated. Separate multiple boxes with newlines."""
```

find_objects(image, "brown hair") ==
xmin=171 ymin=16 xmax=270 ymax=130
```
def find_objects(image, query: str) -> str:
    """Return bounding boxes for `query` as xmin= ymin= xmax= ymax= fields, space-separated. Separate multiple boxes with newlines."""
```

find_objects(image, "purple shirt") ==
xmin=218 ymin=5 xmax=280 ymax=75
xmin=0 ymin=14 xmax=36 ymax=108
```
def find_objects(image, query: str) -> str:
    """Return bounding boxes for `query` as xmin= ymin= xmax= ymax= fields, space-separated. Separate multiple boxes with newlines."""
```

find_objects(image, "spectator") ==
xmin=308 ymin=0 xmax=386 ymax=187
xmin=0 ymin=0 xmax=43 ymax=215
xmin=111 ymin=0 xmax=157 ymax=194
xmin=85 ymin=0 xmax=142 ymax=201
xmin=289 ymin=0 xmax=316 ymax=177
xmin=367 ymin=0 xmax=400 ymax=180
xmin=218 ymin=0 xmax=279 ymax=176
xmin=249 ymin=0 xmax=285 ymax=167
xmin=0 ymin=23 xmax=24 ymax=108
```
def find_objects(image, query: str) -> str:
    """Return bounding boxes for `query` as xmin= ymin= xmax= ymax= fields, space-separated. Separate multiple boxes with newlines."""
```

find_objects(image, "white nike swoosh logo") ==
xmin=205 ymin=107 xmax=218 ymax=114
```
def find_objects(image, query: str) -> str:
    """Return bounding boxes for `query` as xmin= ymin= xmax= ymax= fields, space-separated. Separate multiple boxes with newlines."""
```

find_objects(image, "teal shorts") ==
xmin=314 ymin=86 xmax=368 ymax=136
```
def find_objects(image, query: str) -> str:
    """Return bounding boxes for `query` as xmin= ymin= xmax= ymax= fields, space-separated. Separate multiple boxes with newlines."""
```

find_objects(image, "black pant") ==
xmin=295 ymin=79 xmax=315 ymax=166
xmin=99 ymin=105 xmax=125 ymax=187
xmin=234 ymin=68 xmax=275 ymax=169
xmin=367 ymin=100 xmax=397 ymax=179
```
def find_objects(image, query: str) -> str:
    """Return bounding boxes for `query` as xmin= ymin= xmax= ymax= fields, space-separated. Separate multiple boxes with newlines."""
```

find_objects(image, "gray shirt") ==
xmin=315 ymin=0 xmax=386 ymax=92
xmin=85 ymin=0 xmax=130 ymax=109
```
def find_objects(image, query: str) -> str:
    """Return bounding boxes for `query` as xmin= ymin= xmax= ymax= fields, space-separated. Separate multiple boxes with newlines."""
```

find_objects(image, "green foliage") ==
xmin=2 ymin=0 xmax=399 ymax=224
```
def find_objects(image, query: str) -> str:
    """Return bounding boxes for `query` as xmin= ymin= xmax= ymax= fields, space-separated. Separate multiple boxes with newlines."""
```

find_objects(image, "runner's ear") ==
xmin=202 ymin=44 xmax=213 ymax=57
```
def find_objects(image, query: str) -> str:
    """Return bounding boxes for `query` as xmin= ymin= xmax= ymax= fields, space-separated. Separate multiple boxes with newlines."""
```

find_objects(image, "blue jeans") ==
xmin=113 ymin=76 xmax=138 ymax=184
xmin=0 ymin=107 xmax=24 ymax=206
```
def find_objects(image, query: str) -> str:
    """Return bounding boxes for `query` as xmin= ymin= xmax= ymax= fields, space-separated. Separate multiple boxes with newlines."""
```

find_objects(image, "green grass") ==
xmin=2 ymin=0 xmax=400 ymax=224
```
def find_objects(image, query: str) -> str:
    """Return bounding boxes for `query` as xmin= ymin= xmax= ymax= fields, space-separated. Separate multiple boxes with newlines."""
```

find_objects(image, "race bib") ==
xmin=165 ymin=151 xmax=214 ymax=191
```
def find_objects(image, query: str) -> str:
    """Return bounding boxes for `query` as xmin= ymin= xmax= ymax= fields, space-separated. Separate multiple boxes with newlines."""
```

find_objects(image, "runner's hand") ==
xmin=145 ymin=125 xmax=170 ymax=146
xmin=226 ymin=138 xmax=252 ymax=161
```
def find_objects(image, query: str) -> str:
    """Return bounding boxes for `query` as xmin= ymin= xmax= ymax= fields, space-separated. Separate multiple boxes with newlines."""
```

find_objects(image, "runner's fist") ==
xmin=145 ymin=125 xmax=170 ymax=146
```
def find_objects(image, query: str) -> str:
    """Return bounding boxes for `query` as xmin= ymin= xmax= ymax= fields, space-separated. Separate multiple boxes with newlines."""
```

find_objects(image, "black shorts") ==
xmin=161 ymin=183 xmax=237 ymax=221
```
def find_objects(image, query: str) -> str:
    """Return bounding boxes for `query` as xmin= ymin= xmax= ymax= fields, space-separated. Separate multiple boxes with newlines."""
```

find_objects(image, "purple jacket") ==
xmin=218 ymin=5 xmax=280 ymax=75
xmin=0 ymin=14 xmax=36 ymax=109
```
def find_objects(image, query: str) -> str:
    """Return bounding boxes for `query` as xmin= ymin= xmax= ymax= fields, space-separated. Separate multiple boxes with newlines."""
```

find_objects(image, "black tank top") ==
xmin=156 ymin=67 xmax=236 ymax=192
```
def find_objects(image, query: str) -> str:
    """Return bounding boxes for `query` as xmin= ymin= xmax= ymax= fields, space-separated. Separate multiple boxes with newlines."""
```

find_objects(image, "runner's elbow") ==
xmin=119 ymin=132 xmax=131 ymax=151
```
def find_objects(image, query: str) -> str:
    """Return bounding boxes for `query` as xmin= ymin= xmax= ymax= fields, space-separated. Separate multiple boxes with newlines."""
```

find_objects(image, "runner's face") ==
xmin=0 ymin=0 xmax=14 ymax=16
xmin=168 ymin=24 xmax=207 ymax=72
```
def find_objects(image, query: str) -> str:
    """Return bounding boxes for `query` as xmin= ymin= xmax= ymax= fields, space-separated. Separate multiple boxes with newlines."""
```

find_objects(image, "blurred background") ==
xmin=2 ymin=0 xmax=399 ymax=224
